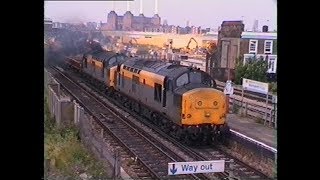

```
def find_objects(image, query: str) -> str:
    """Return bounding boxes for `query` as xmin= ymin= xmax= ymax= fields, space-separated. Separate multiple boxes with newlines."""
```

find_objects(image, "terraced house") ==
xmin=240 ymin=28 xmax=277 ymax=75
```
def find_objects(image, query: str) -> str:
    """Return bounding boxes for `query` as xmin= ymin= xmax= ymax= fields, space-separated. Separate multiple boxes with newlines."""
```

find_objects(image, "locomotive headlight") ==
xmin=197 ymin=101 xmax=202 ymax=106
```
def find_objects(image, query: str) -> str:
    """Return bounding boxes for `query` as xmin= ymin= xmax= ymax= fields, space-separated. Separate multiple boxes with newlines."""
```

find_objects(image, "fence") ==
xmin=44 ymin=69 xmax=130 ymax=179
xmin=215 ymin=80 xmax=277 ymax=105
xmin=45 ymin=69 xmax=72 ymax=127
xmin=228 ymin=95 xmax=277 ymax=129
xmin=216 ymin=78 xmax=277 ymax=128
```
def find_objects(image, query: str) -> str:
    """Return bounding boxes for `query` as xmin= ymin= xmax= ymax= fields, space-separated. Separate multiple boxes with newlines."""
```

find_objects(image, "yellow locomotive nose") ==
xmin=181 ymin=88 xmax=227 ymax=126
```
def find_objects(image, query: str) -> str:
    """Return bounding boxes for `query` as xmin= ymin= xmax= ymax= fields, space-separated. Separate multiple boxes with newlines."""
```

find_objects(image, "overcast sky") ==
xmin=44 ymin=0 xmax=277 ymax=31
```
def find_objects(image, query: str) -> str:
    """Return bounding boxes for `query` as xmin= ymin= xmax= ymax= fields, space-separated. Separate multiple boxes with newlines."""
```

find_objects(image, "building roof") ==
xmin=222 ymin=21 xmax=243 ymax=25
xmin=44 ymin=18 xmax=53 ymax=25
xmin=241 ymin=32 xmax=277 ymax=40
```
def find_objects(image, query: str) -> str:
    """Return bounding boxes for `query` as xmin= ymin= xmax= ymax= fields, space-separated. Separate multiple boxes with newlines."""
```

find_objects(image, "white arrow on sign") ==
xmin=168 ymin=160 xmax=225 ymax=175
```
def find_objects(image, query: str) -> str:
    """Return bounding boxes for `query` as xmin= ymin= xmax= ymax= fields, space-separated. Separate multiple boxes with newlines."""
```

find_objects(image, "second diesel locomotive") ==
xmin=66 ymin=49 xmax=230 ymax=144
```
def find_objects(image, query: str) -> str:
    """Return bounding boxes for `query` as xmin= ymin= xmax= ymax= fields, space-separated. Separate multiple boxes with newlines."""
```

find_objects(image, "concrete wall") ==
xmin=220 ymin=38 xmax=241 ymax=69
xmin=47 ymin=84 xmax=71 ymax=127
xmin=45 ymin=68 xmax=72 ymax=126
xmin=44 ymin=68 xmax=131 ymax=179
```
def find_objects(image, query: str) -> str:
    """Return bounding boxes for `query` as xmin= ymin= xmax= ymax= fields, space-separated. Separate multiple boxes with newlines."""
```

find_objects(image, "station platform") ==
xmin=226 ymin=113 xmax=277 ymax=149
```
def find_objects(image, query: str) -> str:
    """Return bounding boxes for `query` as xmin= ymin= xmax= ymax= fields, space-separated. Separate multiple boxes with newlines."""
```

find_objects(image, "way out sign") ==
xmin=168 ymin=160 xmax=225 ymax=175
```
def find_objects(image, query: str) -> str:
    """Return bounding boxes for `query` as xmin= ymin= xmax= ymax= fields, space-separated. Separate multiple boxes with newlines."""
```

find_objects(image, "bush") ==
xmin=235 ymin=56 xmax=268 ymax=85
xmin=44 ymin=99 xmax=110 ymax=179
xmin=269 ymin=82 xmax=277 ymax=94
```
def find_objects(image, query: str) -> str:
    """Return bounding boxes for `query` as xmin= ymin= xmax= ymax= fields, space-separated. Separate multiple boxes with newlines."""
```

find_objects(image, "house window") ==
xmin=267 ymin=56 xmax=277 ymax=73
xmin=121 ymin=72 xmax=125 ymax=88
xmin=264 ymin=40 xmax=273 ymax=54
xmin=243 ymin=54 xmax=255 ymax=64
xmin=154 ymin=83 xmax=162 ymax=102
xmin=249 ymin=40 xmax=258 ymax=54
xmin=84 ymin=58 xmax=87 ymax=68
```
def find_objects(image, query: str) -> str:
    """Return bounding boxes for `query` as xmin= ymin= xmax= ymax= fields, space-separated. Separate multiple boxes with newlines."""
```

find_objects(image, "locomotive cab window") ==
xmin=101 ymin=61 xmax=105 ymax=77
xmin=132 ymin=75 xmax=139 ymax=93
xmin=200 ymin=73 xmax=215 ymax=87
xmin=154 ymin=83 xmax=162 ymax=102
xmin=109 ymin=57 xmax=116 ymax=66
xmin=84 ymin=58 xmax=87 ymax=68
xmin=121 ymin=72 xmax=125 ymax=88
xmin=117 ymin=55 xmax=126 ymax=63
xmin=176 ymin=71 xmax=215 ymax=87
xmin=92 ymin=61 xmax=95 ymax=72
xmin=189 ymin=71 xmax=202 ymax=84
xmin=176 ymin=73 xmax=188 ymax=86
xmin=167 ymin=80 xmax=173 ymax=91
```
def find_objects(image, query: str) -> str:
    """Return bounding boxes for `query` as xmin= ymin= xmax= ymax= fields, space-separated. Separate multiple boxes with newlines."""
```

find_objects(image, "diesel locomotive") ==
xmin=66 ymin=49 xmax=230 ymax=144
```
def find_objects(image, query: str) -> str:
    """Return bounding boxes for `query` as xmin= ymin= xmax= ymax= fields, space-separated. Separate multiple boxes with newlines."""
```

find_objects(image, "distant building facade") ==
xmin=105 ymin=11 xmax=161 ymax=32
xmin=44 ymin=18 xmax=53 ymax=31
xmin=216 ymin=21 xmax=277 ymax=74
xmin=240 ymin=31 xmax=277 ymax=74
xmin=86 ymin=22 xmax=98 ymax=30
xmin=104 ymin=10 xmax=205 ymax=34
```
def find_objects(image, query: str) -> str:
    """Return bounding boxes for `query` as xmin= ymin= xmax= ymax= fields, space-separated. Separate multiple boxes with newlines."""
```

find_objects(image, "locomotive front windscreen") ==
xmin=176 ymin=71 xmax=215 ymax=87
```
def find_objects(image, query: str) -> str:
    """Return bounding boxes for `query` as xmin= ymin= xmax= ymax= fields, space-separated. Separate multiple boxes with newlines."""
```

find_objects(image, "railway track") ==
xmin=137 ymin=119 xmax=271 ymax=179
xmin=56 ymin=65 xmax=273 ymax=180
xmin=48 ymin=66 xmax=206 ymax=179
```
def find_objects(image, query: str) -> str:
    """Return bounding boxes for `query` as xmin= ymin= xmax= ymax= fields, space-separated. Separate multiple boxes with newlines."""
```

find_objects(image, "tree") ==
xmin=235 ymin=56 xmax=268 ymax=84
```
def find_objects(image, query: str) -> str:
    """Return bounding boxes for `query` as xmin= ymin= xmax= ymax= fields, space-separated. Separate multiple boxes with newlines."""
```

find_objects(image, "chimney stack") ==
xmin=126 ymin=1 xmax=130 ymax=12
xmin=262 ymin=25 xmax=268 ymax=32
xmin=140 ymin=0 xmax=143 ymax=14
xmin=155 ymin=0 xmax=158 ymax=14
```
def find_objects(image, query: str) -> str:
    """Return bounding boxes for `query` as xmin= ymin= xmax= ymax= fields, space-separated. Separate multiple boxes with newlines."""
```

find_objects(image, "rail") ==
xmin=58 ymin=66 xmax=271 ymax=180
xmin=49 ymin=66 xmax=203 ymax=179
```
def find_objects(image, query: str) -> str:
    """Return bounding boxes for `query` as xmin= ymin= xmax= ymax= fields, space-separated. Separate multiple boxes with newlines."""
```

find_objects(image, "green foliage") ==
xmin=44 ymin=99 xmax=109 ymax=179
xmin=269 ymin=82 xmax=277 ymax=94
xmin=235 ymin=56 xmax=268 ymax=85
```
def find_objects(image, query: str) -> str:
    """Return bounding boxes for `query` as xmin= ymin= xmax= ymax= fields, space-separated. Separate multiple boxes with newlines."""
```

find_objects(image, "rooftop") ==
xmin=241 ymin=31 xmax=277 ymax=40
